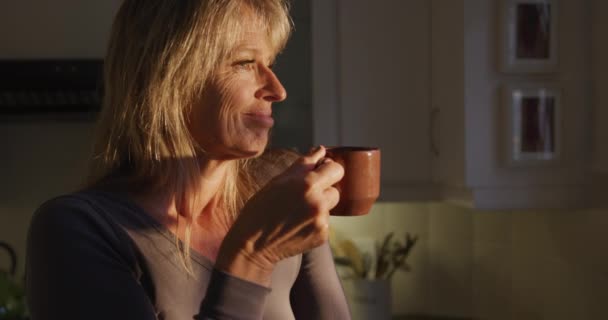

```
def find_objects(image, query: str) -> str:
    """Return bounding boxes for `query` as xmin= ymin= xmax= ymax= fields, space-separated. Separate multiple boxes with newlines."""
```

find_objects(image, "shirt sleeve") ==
xmin=197 ymin=269 xmax=271 ymax=320
xmin=289 ymin=242 xmax=352 ymax=319
xmin=26 ymin=197 xmax=159 ymax=320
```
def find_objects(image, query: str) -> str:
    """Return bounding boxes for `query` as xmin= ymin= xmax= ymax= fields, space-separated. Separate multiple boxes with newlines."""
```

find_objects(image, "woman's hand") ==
xmin=216 ymin=146 xmax=344 ymax=285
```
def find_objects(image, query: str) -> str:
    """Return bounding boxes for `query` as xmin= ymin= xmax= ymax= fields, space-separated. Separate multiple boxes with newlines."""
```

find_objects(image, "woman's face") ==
xmin=188 ymin=19 xmax=287 ymax=160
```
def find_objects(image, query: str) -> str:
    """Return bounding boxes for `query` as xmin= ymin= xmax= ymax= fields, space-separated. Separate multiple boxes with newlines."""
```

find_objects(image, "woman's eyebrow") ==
xmin=230 ymin=47 xmax=259 ymax=57
xmin=229 ymin=46 xmax=276 ymax=65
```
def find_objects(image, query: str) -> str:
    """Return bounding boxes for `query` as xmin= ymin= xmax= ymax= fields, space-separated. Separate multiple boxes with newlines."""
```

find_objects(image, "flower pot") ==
xmin=342 ymin=279 xmax=391 ymax=320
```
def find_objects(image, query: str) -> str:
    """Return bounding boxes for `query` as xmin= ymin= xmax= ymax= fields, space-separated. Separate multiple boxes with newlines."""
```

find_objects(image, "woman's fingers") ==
xmin=311 ymin=158 xmax=344 ymax=190
xmin=323 ymin=186 xmax=341 ymax=211
xmin=299 ymin=146 xmax=327 ymax=169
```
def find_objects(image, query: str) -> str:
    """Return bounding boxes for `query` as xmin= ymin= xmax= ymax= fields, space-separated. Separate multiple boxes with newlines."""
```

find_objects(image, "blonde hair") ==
xmin=88 ymin=0 xmax=292 ymax=270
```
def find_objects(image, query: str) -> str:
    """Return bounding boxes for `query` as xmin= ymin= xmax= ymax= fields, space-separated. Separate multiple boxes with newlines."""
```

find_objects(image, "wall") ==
xmin=592 ymin=0 xmax=608 ymax=172
xmin=331 ymin=202 xmax=608 ymax=319
xmin=270 ymin=0 xmax=314 ymax=152
xmin=460 ymin=0 xmax=589 ymax=188
xmin=0 ymin=121 xmax=96 ymax=274
xmin=430 ymin=204 xmax=608 ymax=320
xmin=0 ymin=0 xmax=121 ymax=58
xmin=0 ymin=0 xmax=120 ymax=272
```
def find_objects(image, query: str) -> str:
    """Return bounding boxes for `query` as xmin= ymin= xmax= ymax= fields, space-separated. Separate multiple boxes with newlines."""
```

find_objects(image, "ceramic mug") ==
xmin=325 ymin=146 xmax=381 ymax=216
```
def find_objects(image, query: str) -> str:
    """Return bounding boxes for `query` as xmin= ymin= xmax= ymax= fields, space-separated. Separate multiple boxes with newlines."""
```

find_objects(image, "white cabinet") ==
xmin=312 ymin=0 xmax=595 ymax=209
xmin=592 ymin=0 xmax=608 ymax=174
xmin=312 ymin=0 xmax=436 ymax=201
xmin=430 ymin=0 xmax=592 ymax=209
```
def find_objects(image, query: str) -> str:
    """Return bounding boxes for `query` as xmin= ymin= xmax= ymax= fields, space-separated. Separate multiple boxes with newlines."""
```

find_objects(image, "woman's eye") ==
xmin=234 ymin=60 xmax=255 ymax=70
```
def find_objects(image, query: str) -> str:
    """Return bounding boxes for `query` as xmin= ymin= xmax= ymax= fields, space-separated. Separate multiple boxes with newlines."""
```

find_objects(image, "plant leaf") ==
xmin=338 ymin=240 xmax=365 ymax=277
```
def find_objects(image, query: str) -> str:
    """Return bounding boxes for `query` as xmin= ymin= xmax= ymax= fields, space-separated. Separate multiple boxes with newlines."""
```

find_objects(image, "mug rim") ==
xmin=325 ymin=146 xmax=380 ymax=152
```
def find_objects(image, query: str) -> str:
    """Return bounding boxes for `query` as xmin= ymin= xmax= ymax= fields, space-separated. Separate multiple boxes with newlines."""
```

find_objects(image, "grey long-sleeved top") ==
xmin=25 ymin=190 xmax=351 ymax=320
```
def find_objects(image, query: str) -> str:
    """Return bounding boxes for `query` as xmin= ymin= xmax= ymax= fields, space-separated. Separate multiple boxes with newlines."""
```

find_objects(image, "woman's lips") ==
xmin=244 ymin=112 xmax=274 ymax=127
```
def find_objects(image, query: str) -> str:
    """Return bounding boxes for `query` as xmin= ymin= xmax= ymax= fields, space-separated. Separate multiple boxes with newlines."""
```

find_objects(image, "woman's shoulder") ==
xmin=32 ymin=192 xmax=102 ymax=225
xmin=33 ymin=190 xmax=114 ymax=223
xmin=29 ymin=190 xmax=135 ymax=248
xmin=27 ymin=190 xmax=144 ymax=278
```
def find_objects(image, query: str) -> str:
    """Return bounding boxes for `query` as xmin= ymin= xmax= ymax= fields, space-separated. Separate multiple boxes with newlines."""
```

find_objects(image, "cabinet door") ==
xmin=593 ymin=0 xmax=608 ymax=173
xmin=338 ymin=0 xmax=434 ymax=200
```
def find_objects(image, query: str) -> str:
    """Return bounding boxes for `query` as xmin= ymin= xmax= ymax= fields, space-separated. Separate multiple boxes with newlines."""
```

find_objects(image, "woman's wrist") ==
xmin=215 ymin=238 xmax=276 ymax=286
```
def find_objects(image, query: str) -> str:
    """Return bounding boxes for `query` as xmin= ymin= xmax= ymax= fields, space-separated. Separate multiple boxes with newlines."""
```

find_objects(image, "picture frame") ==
xmin=499 ymin=0 xmax=559 ymax=73
xmin=502 ymin=84 xmax=562 ymax=165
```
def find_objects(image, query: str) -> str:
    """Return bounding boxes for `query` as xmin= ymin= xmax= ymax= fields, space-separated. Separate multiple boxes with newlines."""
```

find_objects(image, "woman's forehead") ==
xmin=217 ymin=3 xmax=289 ymax=61
xmin=228 ymin=28 xmax=277 ymax=57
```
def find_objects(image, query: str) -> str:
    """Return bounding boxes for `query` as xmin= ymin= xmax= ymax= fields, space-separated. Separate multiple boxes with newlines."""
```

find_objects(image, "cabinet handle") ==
xmin=430 ymin=107 xmax=440 ymax=157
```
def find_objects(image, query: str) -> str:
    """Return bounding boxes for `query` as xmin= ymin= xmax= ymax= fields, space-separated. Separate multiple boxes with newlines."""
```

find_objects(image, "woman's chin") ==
xmin=245 ymin=133 xmax=270 ymax=153
xmin=232 ymin=148 xmax=264 ymax=159
xmin=229 ymin=138 xmax=269 ymax=159
xmin=243 ymin=142 xmax=269 ymax=158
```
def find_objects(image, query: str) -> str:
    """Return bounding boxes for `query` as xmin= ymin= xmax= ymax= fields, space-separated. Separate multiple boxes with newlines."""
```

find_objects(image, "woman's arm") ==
xmin=289 ymin=242 xmax=351 ymax=319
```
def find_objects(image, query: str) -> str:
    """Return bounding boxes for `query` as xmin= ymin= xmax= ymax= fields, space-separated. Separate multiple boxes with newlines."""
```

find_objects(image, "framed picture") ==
xmin=502 ymin=85 xmax=562 ymax=165
xmin=499 ymin=0 xmax=559 ymax=73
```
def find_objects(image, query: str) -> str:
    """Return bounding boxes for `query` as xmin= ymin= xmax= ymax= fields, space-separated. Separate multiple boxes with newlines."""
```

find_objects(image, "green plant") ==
xmin=0 ymin=242 xmax=28 ymax=320
xmin=0 ymin=273 xmax=28 ymax=320
xmin=333 ymin=232 xmax=418 ymax=281
xmin=374 ymin=232 xmax=417 ymax=280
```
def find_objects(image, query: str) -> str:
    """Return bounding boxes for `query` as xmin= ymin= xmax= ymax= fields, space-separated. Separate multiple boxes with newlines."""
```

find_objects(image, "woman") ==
xmin=25 ymin=0 xmax=350 ymax=319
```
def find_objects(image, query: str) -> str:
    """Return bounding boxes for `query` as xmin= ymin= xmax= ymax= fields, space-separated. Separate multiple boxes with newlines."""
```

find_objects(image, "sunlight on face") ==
xmin=188 ymin=14 xmax=287 ymax=160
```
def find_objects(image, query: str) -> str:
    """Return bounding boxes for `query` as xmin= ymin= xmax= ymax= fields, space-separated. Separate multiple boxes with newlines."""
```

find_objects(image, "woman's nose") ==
xmin=256 ymin=66 xmax=287 ymax=102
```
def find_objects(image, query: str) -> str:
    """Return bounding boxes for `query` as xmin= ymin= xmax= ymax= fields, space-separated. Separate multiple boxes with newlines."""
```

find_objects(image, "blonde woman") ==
xmin=25 ymin=0 xmax=350 ymax=319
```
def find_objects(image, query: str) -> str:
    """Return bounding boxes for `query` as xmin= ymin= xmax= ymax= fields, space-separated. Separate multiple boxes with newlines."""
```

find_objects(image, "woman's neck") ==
xmin=129 ymin=157 xmax=236 ymax=260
